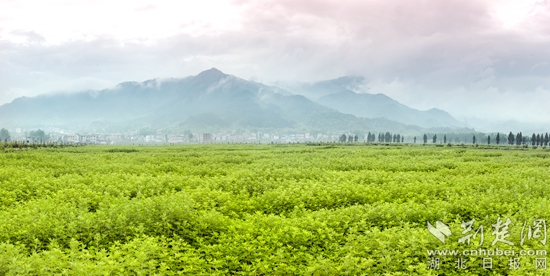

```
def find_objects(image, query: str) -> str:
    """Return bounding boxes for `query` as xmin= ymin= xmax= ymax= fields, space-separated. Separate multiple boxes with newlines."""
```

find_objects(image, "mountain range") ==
xmin=0 ymin=68 xmax=472 ymax=134
xmin=316 ymin=90 xmax=466 ymax=129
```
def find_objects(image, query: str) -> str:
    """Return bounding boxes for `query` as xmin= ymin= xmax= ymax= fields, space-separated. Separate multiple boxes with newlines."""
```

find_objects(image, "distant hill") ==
xmin=0 ymin=68 xmax=471 ymax=134
xmin=316 ymin=90 xmax=466 ymax=129
xmin=275 ymin=76 xmax=466 ymax=129
xmin=274 ymin=76 xmax=366 ymax=100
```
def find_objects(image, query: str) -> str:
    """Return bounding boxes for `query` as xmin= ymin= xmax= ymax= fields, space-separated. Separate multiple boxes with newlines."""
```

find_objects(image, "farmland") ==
xmin=0 ymin=144 xmax=549 ymax=275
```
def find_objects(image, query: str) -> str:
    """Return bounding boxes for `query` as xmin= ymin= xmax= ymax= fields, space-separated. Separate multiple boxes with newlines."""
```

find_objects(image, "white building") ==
xmin=65 ymin=134 xmax=80 ymax=143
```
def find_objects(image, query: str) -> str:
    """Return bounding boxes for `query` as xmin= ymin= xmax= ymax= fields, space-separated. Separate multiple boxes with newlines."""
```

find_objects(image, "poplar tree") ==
xmin=385 ymin=132 xmax=391 ymax=143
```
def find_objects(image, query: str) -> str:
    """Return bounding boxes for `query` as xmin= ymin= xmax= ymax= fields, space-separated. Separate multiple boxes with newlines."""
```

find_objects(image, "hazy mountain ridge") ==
xmin=276 ymin=76 xmax=465 ymax=129
xmin=0 ymin=68 xmax=472 ymax=134
xmin=316 ymin=90 xmax=466 ymax=128
xmin=273 ymin=76 xmax=367 ymax=100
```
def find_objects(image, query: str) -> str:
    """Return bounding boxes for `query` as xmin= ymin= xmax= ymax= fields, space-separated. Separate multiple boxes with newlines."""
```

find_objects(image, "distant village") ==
xmin=7 ymin=127 xmax=361 ymax=144
xmin=7 ymin=127 xmax=547 ymax=147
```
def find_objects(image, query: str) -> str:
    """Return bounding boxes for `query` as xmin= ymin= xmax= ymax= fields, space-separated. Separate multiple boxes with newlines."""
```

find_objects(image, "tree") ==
xmin=473 ymin=135 xmax=476 ymax=144
xmin=414 ymin=136 xmax=417 ymax=143
xmin=339 ymin=134 xmax=346 ymax=142
xmin=508 ymin=132 xmax=514 ymax=145
xmin=182 ymin=130 xmax=193 ymax=140
xmin=516 ymin=132 xmax=522 ymax=146
xmin=385 ymin=132 xmax=391 ymax=143
xmin=29 ymin=129 xmax=49 ymax=143
xmin=348 ymin=135 xmax=353 ymax=142
xmin=432 ymin=134 xmax=437 ymax=144
xmin=401 ymin=136 xmax=404 ymax=143
xmin=0 ymin=128 xmax=10 ymax=142
xmin=496 ymin=133 xmax=500 ymax=145
xmin=537 ymin=134 xmax=541 ymax=146
xmin=487 ymin=135 xmax=491 ymax=145
xmin=532 ymin=133 xmax=536 ymax=146
xmin=521 ymin=132 xmax=524 ymax=145
xmin=443 ymin=135 xmax=447 ymax=144
xmin=354 ymin=135 xmax=358 ymax=142
xmin=545 ymin=133 xmax=549 ymax=146
xmin=423 ymin=134 xmax=427 ymax=144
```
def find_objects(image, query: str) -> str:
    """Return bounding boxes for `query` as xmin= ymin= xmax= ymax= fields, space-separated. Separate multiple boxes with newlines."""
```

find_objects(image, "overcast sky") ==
xmin=1 ymin=0 xmax=549 ymax=126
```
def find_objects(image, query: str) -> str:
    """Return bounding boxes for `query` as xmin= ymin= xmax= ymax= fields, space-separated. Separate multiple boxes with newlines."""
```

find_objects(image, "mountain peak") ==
xmin=196 ymin=68 xmax=227 ymax=81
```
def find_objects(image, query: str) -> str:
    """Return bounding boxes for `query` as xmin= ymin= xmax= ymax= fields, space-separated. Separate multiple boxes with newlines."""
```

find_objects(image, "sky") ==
xmin=1 ymin=0 xmax=550 ymax=129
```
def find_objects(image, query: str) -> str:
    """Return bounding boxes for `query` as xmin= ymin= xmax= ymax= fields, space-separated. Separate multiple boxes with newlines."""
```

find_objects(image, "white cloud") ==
xmin=0 ymin=0 xmax=243 ymax=44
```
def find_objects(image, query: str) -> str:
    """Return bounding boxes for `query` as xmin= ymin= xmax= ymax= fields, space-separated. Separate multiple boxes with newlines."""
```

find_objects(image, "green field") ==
xmin=1 ymin=144 xmax=549 ymax=275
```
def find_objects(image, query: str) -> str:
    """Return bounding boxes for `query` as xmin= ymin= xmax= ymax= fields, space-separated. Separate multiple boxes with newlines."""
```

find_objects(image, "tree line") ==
xmin=0 ymin=128 xmax=50 ymax=143
xmin=336 ymin=130 xmax=550 ymax=147
xmin=339 ymin=132 xmax=405 ymax=143
xmin=416 ymin=131 xmax=550 ymax=146
xmin=505 ymin=132 xmax=549 ymax=146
